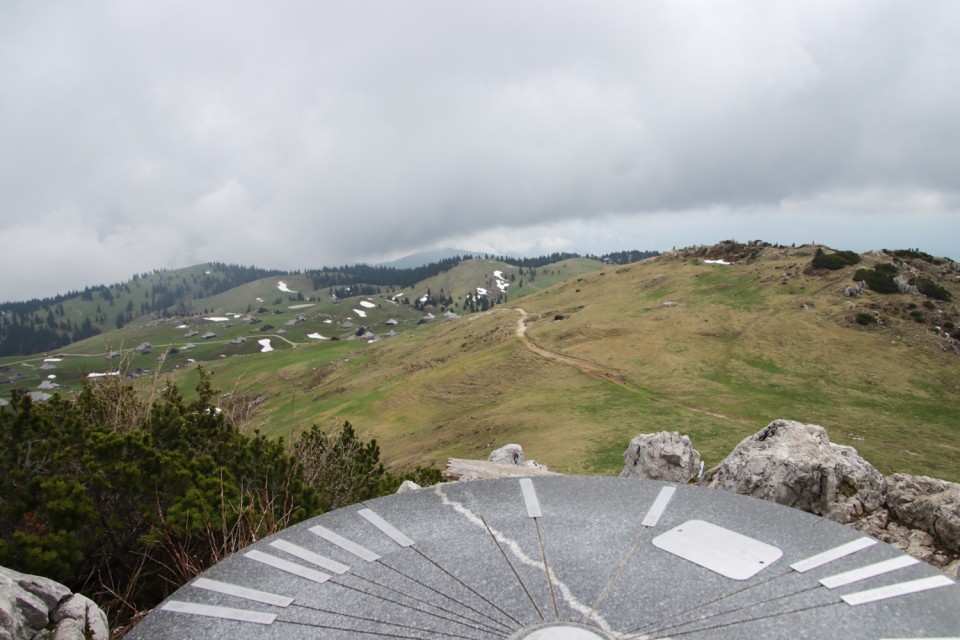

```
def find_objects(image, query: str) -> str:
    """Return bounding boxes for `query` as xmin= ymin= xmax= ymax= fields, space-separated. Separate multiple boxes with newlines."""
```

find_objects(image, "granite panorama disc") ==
xmin=128 ymin=476 xmax=959 ymax=639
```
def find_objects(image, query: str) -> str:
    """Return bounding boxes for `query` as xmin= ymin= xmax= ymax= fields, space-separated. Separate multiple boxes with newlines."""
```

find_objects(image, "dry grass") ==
xmin=155 ymin=245 xmax=960 ymax=482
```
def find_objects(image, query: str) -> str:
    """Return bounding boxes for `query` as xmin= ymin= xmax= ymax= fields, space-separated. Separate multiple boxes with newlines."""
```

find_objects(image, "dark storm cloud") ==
xmin=1 ymin=1 xmax=958 ymax=300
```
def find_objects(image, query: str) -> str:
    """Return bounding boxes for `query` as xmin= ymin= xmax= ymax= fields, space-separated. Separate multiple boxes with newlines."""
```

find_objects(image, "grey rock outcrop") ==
xmin=443 ymin=458 xmax=557 ymax=481
xmin=488 ymin=444 xmax=525 ymax=465
xmin=844 ymin=282 xmax=864 ymax=298
xmin=853 ymin=473 xmax=960 ymax=569
xmin=894 ymin=274 xmax=920 ymax=295
xmin=445 ymin=444 xmax=553 ymax=481
xmin=620 ymin=432 xmax=701 ymax=483
xmin=0 ymin=566 xmax=108 ymax=640
xmin=702 ymin=419 xmax=959 ymax=572
xmin=703 ymin=419 xmax=884 ymax=523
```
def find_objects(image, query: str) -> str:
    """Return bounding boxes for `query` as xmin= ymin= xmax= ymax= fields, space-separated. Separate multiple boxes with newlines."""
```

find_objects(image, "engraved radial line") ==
xmin=627 ymin=567 xmax=795 ymax=635
xmin=290 ymin=602 xmax=494 ymax=640
xmin=519 ymin=479 xmax=559 ymax=620
xmin=481 ymin=514 xmax=545 ymax=623
xmin=584 ymin=528 xmax=648 ymax=623
xmin=586 ymin=486 xmax=675 ymax=623
xmin=634 ymin=534 xmax=884 ymax=635
xmin=646 ymin=600 xmax=845 ymax=639
xmin=377 ymin=557 xmax=513 ymax=632
xmin=641 ymin=584 xmax=825 ymax=637
xmin=533 ymin=518 xmax=560 ymax=620
xmin=356 ymin=503 xmax=515 ymax=629
xmin=276 ymin=617 xmax=482 ymax=640
xmin=411 ymin=545 xmax=525 ymax=627
xmin=335 ymin=572 xmax=506 ymax=635
xmin=326 ymin=576 xmax=503 ymax=636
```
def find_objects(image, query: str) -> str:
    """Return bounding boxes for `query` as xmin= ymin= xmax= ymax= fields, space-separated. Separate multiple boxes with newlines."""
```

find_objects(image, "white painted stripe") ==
xmin=842 ymin=575 xmax=954 ymax=605
xmin=358 ymin=508 xmax=415 ymax=547
xmin=519 ymin=478 xmax=542 ymax=518
xmin=160 ymin=600 xmax=276 ymax=624
xmin=269 ymin=539 xmax=350 ymax=574
xmin=309 ymin=525 xmax=381 ymax=562
xmin=791 ymin=537 xmax=877 ymax=573
xmin=641 ymin=486 xmax=676 ymax=528
xmin=191 ymin=578 xmax=293 ymax=607
xmin=244 ymin=550 xmax=331 ymax=583
xmin=820 ymin=555 xmax=918 ymax=589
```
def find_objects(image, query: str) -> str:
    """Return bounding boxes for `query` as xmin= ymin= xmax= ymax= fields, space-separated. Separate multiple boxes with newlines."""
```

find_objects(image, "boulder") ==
xmin=0 ymin=566 xmax=107 ymax=640
xmin=396 ymin=480 xmax=422 ymax=493
xmin=703 ymin=419 xmax=884 ymax=523
xmin=620 ymin=432 xmax=701 ymax=483
xmin=488 ymin=444 xmax=525 ymax=465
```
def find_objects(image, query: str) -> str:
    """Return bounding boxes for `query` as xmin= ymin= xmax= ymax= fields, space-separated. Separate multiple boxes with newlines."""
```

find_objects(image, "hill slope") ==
xmin=140 ymin=242 xmax=960 ymax=483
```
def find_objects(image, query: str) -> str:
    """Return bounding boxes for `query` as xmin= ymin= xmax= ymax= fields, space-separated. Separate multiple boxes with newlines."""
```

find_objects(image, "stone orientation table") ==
xmin=128 ymin=476 xmax=959 ymax=639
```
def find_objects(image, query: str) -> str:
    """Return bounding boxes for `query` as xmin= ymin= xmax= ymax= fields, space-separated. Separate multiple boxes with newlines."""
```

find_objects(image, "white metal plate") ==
xmin=652 ymin=519 xmax=782 ymax=580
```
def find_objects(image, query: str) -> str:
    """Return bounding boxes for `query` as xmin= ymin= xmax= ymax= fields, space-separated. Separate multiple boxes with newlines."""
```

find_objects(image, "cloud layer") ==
xmin=2 ymin=1 xmax=959 ymax=300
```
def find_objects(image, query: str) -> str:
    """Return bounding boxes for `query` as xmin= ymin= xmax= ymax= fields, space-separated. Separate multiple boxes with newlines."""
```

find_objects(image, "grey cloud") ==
xmin=1 ymin=1 xmax=958 ymax=300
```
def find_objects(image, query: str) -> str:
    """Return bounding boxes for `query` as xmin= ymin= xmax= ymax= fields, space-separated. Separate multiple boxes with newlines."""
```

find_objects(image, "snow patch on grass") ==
xmin=258 ymin=338 xmax=273 ymax=353
xmin=307 ymin=333 xmax=329 ymax=340
xmin=277 ymin=281 xmax=297 ymax=293
xmin=353 ymin=309 xmax=367 ymax=318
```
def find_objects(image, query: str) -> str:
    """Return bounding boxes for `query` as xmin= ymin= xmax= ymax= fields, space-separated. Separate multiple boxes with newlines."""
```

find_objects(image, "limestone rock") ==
xmin=51 ymin=594 xmax=108 ymax=640
xmin=443 ymin=458 xmax=557 ymax=481
xmin=620 ymin=432 xmax=701 ymax=483
xmin=396 ymin=480 xmax=422 ymax=493
xmin=884 ymin=473 xmax=960 ymax=553
xmin=0 ymin=567 xmax=108 ymax=640
xmin=704 ymin=419 xmax=884 ymax=523
xmin=488 ymin=444 xmax=524 ymax=465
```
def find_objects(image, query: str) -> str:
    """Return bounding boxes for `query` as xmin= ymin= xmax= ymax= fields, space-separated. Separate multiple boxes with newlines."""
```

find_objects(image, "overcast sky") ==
xmin=2 ymin=1 xmax=959 ymax=302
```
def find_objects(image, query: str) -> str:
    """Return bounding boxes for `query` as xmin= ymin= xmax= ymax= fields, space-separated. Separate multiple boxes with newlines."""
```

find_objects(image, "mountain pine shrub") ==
xmin=812 ymin=248 xmax=861 ymax=270
xmin=0 ymin=370 xmax=426 ymax=632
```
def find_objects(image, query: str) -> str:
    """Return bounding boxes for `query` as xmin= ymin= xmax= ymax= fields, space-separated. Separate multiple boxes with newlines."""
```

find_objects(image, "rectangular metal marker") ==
xmin=269 ymin=539 xmax=350 ymax=574
xmin=519 ymin=478 xmax=542 ymax=518
xmin=820 ymin=555 xmax=918 ymax=589
xmin=358 ymin=508 xmax=415 ymax=547
xmin=191 ymin=578 xmax=293 ymax=607
xmin=641 ymin=486 xmax=676 ymax=528
xmin=244 ymin=549 xmax=331 ymax=584
xmin=161 ymin=600 xmax=276 ymax=624
xmin=842 ymin=575 xmax=954 ymax=606
xmin=790 ymin=537 xmax=877 ymax=573
xmin=652 ymin=519 xmax=783 ymax=581
xmin=309 ymin=525 xmax=381 ymax=562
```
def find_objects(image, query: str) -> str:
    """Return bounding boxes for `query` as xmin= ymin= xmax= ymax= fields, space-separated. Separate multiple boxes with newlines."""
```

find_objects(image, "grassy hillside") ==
xmin=110 ymin=243 xmax=960 ymax=483
xmin=4 ymin=244 xmax=958 ymax=483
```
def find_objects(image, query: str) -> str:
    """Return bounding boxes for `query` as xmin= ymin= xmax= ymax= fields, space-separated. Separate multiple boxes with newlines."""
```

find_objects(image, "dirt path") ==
xmin=511 ymin=308 xmax=732 ymax=421
xmin=513 ymin=308 xmax=629 ymax=385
